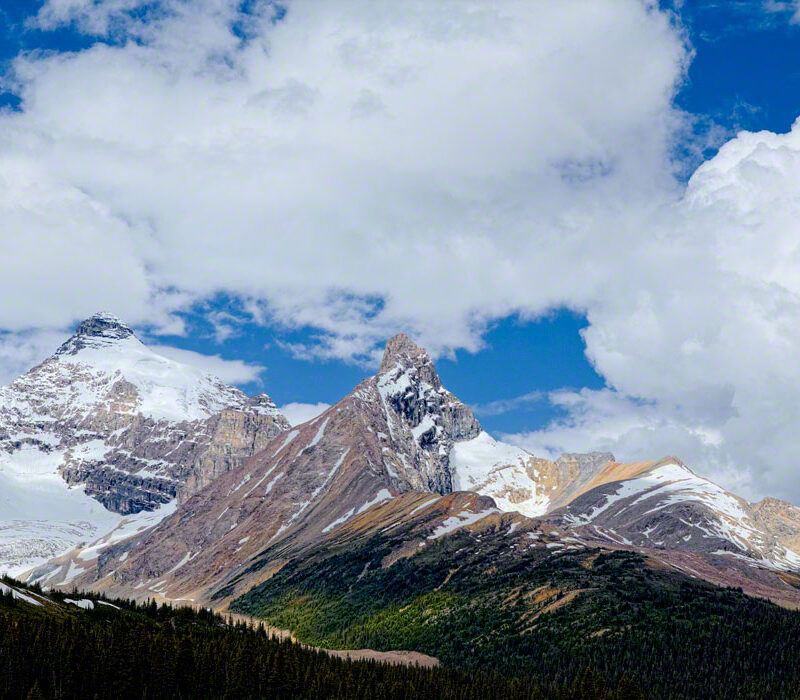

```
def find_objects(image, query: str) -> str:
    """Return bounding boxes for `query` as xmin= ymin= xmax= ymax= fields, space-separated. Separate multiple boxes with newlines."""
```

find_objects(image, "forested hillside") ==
xmin=1 ymin=576 xmax=639 ymax=700
xmin=232 ymin=533 xmax=800 ymax=700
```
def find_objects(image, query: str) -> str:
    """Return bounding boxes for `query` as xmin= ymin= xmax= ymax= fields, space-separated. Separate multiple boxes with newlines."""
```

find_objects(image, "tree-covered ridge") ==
xmin=1 ymin=575 xmax=637 ymax=700
xmin=231 ymin=529 xmax=800 ymax=700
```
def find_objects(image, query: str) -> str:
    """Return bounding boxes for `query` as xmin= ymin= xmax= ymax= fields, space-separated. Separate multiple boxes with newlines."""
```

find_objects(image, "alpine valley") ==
xmin=4 ymin=314 xmax=800 ymax=699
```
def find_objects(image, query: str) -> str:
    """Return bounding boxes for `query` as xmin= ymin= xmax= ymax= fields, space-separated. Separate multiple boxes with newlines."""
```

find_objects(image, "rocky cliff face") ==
xmin=376 ymin=334 xmax=481 ymax=493
xmin=0 ymin=312 xmax=289 ymax=573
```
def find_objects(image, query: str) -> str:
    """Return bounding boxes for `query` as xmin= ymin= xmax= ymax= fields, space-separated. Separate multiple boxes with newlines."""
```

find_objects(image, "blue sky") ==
xmin=671 ymin=1 xmax=800 ymax=135
xmin=3 ymin=1 xmax=800 ymax=501
xmin=157 ymin=306 xmax=605 ymax=435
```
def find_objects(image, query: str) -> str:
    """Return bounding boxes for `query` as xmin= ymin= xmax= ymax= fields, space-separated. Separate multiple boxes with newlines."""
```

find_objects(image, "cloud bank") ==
xmin=2 ymin=1 xmax=800 ymax=501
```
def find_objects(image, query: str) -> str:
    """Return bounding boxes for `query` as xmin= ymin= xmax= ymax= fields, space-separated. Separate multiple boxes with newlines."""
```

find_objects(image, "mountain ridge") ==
xmin=42 ymin=334 xmax=489 ymax=598
xmin=24 ymin=329 xmax=800 ymax=616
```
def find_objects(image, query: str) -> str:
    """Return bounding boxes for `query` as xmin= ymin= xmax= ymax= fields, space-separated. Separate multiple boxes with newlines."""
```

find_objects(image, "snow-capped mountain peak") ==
xmin=450 ymin=431 xmax=618 ymax=518
xmin=55 ymin=312 xmax=136 ymax=356
xmin=40 ymin=312 xmax=272 ymax=423
xmin=0 ymin=313 xmax=289 ymax=574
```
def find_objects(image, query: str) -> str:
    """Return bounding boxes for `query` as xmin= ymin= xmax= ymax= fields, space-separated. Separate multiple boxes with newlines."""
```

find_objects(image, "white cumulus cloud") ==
xmin=4 ymin=1 xmax=800 ymax=502
xmin=505 ymin=119 xmax=800 ymax=503
xmin=0 ymin=0 xmax=688 ymax=352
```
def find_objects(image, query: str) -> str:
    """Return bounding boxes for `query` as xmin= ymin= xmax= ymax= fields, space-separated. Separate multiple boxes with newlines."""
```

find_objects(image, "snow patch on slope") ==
xmin=0 ymin=581 xmax=44 ymax=606
xmin=565 ymin=459 xmax=800 ymax=571
xmin=450 ymin=432 xmax=550 ymax=517
xmin=427 ymin=508 xmax=499 ymax=539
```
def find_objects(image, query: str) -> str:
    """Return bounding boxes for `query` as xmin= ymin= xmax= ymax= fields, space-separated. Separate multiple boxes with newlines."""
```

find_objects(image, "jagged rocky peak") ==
xmin=55 ymin=311 xmax=136 ymax=356
xmin=380 ymin=333 xmax=435 ymax=376
xmin=377 ymin=333 xmax=480 ymax=440
xmin=375 ymin=334 xmax=480 ymax=493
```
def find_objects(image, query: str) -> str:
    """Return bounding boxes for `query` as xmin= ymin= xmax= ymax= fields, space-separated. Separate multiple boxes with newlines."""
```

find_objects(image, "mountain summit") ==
xmin=378 ymin=333 xmax=432 ymax=373
xmin=376 ymin=334 xmax=481 ymax=492
xmin=55 ymin=312 xmax=135 ymax=356
xmin=0 ymin=313 xmax=289 ymax=574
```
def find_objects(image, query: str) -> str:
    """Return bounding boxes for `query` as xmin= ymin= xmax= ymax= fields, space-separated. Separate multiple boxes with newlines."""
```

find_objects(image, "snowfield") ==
xmin=450 ymin=432 xmax=550 ymax=517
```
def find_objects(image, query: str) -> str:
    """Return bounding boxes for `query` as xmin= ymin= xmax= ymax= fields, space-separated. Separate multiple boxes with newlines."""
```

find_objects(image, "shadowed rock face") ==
xmin=376 ymin=333 xmax=481 ymax=493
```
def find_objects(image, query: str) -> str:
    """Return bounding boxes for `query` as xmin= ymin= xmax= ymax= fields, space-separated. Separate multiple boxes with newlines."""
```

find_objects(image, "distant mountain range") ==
xmin=3 ymin=313 xmax=800 ymax=688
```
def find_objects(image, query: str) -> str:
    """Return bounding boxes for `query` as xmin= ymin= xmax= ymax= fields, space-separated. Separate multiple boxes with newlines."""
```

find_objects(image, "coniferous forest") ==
xmin=232 ymin=541 xmax=800 ymax=700
xmin=1 ymin=577 xmax=641 ymax=700
xmin=7 ymin=538 xmax=800 ymax=700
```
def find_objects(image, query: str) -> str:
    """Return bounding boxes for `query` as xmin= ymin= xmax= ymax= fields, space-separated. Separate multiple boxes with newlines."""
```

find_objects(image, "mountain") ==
xmin=41 ymin=333 xmax=487 ymax=596
xmin=10 ymin=329 xmax=800 ymax=698
xmin=450 ymin=432 xmax=614 ymax=516
xmin=545 ymin=457 xmax=800 ymax=573
xmin=31 ymin=333 xmax=800 ymax=612
xmin=225 ymin=491 xmax=800 ymax=699
xmin=0 ymin=312 xmax=289 ymax=574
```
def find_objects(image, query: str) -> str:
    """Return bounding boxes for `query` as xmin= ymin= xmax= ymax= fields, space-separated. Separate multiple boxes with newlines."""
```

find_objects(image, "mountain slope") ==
xmin=546 ymin=457 xmax=800 ymax=572
xmin=49 ymin=334 xmax=488 ymax=598
xmin=0 ymin=312 xmax=289 ymax=574
xmin=228 ymin=490 xmax=800 ymax=700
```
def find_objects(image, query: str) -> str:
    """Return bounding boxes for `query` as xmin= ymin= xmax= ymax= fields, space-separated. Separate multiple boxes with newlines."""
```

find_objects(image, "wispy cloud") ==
xmin=149 ymin=345 xmax=266 ymax=386
xmin=473 ymin=391 xmax=544 ymax=416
